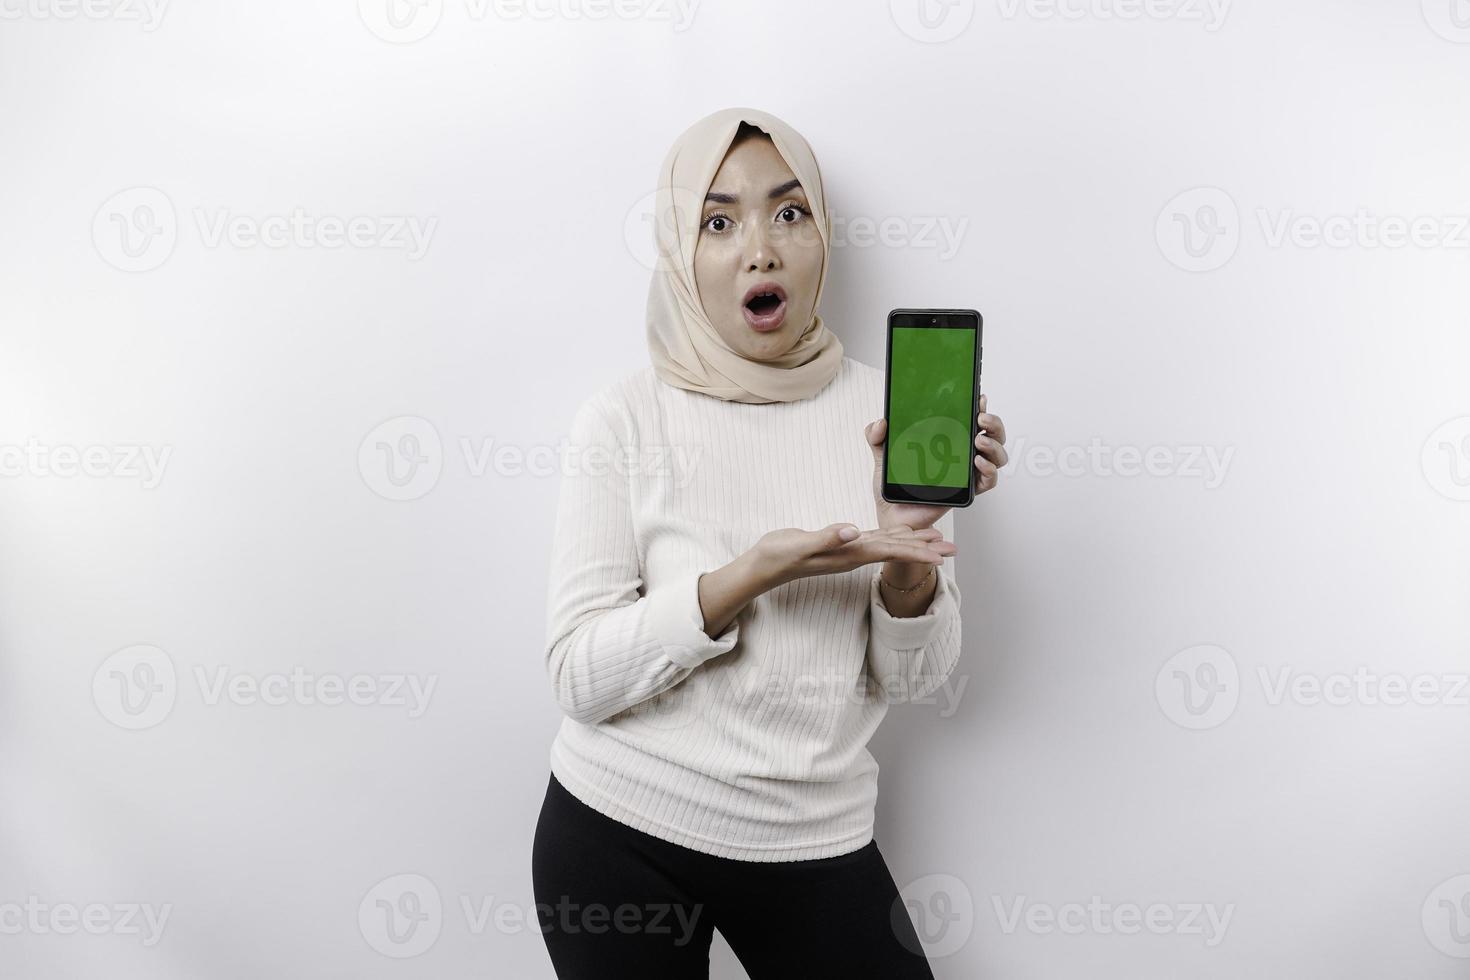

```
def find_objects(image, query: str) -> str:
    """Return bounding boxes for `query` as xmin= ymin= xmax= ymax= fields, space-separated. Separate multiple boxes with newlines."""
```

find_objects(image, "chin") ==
xmin=733 ymin=328 xmax=791 ymax=360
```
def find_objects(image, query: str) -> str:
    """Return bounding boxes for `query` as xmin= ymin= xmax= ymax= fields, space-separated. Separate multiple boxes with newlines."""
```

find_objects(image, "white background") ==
xmin=2 ymin=0 xmax=1469 ymax=977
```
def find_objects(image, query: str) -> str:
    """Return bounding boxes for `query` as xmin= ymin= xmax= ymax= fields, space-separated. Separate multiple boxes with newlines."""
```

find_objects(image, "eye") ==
xmin=702 ymin=211 xmax=732 ymax=234
xmin=776 ymin=201 xmax=812 ymax=224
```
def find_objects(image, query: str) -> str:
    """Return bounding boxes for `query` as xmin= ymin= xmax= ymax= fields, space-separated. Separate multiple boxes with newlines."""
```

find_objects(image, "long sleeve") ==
xmin=546 ymin=359 xmax=975 ymax=862
xmin=543 ymin=393 xmax=741 ymax=726
xmin=864 ymin=508 xmax=963 ymax=704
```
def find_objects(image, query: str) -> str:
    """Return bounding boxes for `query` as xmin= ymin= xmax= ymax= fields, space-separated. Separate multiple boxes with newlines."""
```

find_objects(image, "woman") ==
xmin=531 ymin=106 xmax=1007 ymax=978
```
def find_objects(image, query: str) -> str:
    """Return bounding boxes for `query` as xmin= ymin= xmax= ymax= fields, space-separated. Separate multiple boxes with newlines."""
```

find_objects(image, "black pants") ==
xmin=531 ymin=772 xmax=936 ymax=979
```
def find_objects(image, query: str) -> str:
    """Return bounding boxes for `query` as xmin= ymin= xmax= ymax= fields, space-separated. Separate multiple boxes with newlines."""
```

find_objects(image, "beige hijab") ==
xmin=645 ymin=107 xmax=844 ymax=404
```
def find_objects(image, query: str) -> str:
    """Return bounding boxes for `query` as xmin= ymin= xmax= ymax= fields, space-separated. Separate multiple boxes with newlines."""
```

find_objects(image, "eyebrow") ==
xmin=705 ymin=178 xmax=804 ymax=205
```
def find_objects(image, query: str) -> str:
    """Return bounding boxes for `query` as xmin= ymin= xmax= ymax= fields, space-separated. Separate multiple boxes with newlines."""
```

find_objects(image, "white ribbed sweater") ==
xmin=543 ymin=355 xmax=963 ymax=862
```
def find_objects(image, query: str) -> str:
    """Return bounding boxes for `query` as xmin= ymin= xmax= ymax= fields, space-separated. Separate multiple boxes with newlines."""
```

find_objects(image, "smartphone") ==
xmin=881 ymin=308 xmax=984 ymax=507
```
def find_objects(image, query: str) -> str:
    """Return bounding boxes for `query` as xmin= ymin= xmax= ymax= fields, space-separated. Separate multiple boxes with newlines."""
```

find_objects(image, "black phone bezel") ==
xmin=881 ymin=308 xmax=984 ymax=508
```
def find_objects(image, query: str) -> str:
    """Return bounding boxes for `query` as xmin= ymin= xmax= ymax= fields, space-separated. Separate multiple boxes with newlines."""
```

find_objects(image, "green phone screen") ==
xmin=886 ymin=326 xmax=976 ymax=489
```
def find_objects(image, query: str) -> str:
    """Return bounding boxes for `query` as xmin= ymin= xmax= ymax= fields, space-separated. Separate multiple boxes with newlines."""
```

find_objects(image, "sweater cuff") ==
xmin=647 ymin=570 xmax=741 ymax=669
xmin=870 ymin=564 xmax=955 ymax=650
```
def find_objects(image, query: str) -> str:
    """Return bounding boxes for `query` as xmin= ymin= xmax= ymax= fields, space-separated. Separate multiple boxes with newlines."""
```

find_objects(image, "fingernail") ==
xmin=839 ymin=525 xmax=859 ymax=541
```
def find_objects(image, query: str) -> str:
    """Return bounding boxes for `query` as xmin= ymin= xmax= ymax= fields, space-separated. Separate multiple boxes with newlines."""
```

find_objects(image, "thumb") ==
xmin=865 ymin=418 xmax=886 ymax=449
xmin=820 ymin=522 xmax=861 ymax=548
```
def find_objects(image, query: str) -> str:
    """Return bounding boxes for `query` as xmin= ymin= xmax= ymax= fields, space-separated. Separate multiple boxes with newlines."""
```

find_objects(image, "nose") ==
xmin=742 ymin=222 xmax=782 ymax=274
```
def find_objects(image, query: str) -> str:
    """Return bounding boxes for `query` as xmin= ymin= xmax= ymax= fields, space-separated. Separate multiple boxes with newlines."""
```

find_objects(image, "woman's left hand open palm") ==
xmin=865 ymin=394 xmax=1007 ymax=530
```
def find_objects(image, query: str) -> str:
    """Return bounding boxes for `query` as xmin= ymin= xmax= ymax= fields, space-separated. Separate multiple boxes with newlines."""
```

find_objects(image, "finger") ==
xmin=977 ymin=412 xmax=1005 ymax=445
xmin=864 ymin=527 xmax=956 ymax=556
xmin=813 ymin=522 xmax=861 ymax=553
xmin=865 ymin=418 xmax=887 ymax=447
xmin=886 ymin=542 xmax=954 ymax=563
xmin=860 ymin=524 xmax=955 ymax=552
xmin=974 ymin=455 xmax=999 ymax=492
xmin=878 ymin=525 xmax=950 ymax=547
xmin=974 ymin=433 xmax=1009 ymax=469
xmin=855 ymin=540 xmax=949 ymax=566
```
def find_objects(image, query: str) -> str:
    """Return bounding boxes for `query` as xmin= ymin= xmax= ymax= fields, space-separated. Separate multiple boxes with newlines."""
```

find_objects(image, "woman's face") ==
xmin=694 ymin=134 xmax=824 ymax=361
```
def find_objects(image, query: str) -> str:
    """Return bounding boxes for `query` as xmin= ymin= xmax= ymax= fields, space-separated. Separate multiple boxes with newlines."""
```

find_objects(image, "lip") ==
xmin=740 ymin=281 xmax=788 ymax=333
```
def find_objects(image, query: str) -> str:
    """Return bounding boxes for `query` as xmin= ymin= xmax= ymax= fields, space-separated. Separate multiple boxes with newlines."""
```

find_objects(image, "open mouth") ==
xmin=741 ymin=283 xmax=788 ymax=331
xmin=747 ymin=293 xmax=782 ymax=315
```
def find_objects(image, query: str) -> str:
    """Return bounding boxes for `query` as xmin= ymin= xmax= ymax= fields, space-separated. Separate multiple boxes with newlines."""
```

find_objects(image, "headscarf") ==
xmin=645 ymin=107 xmax=844 ymax=404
